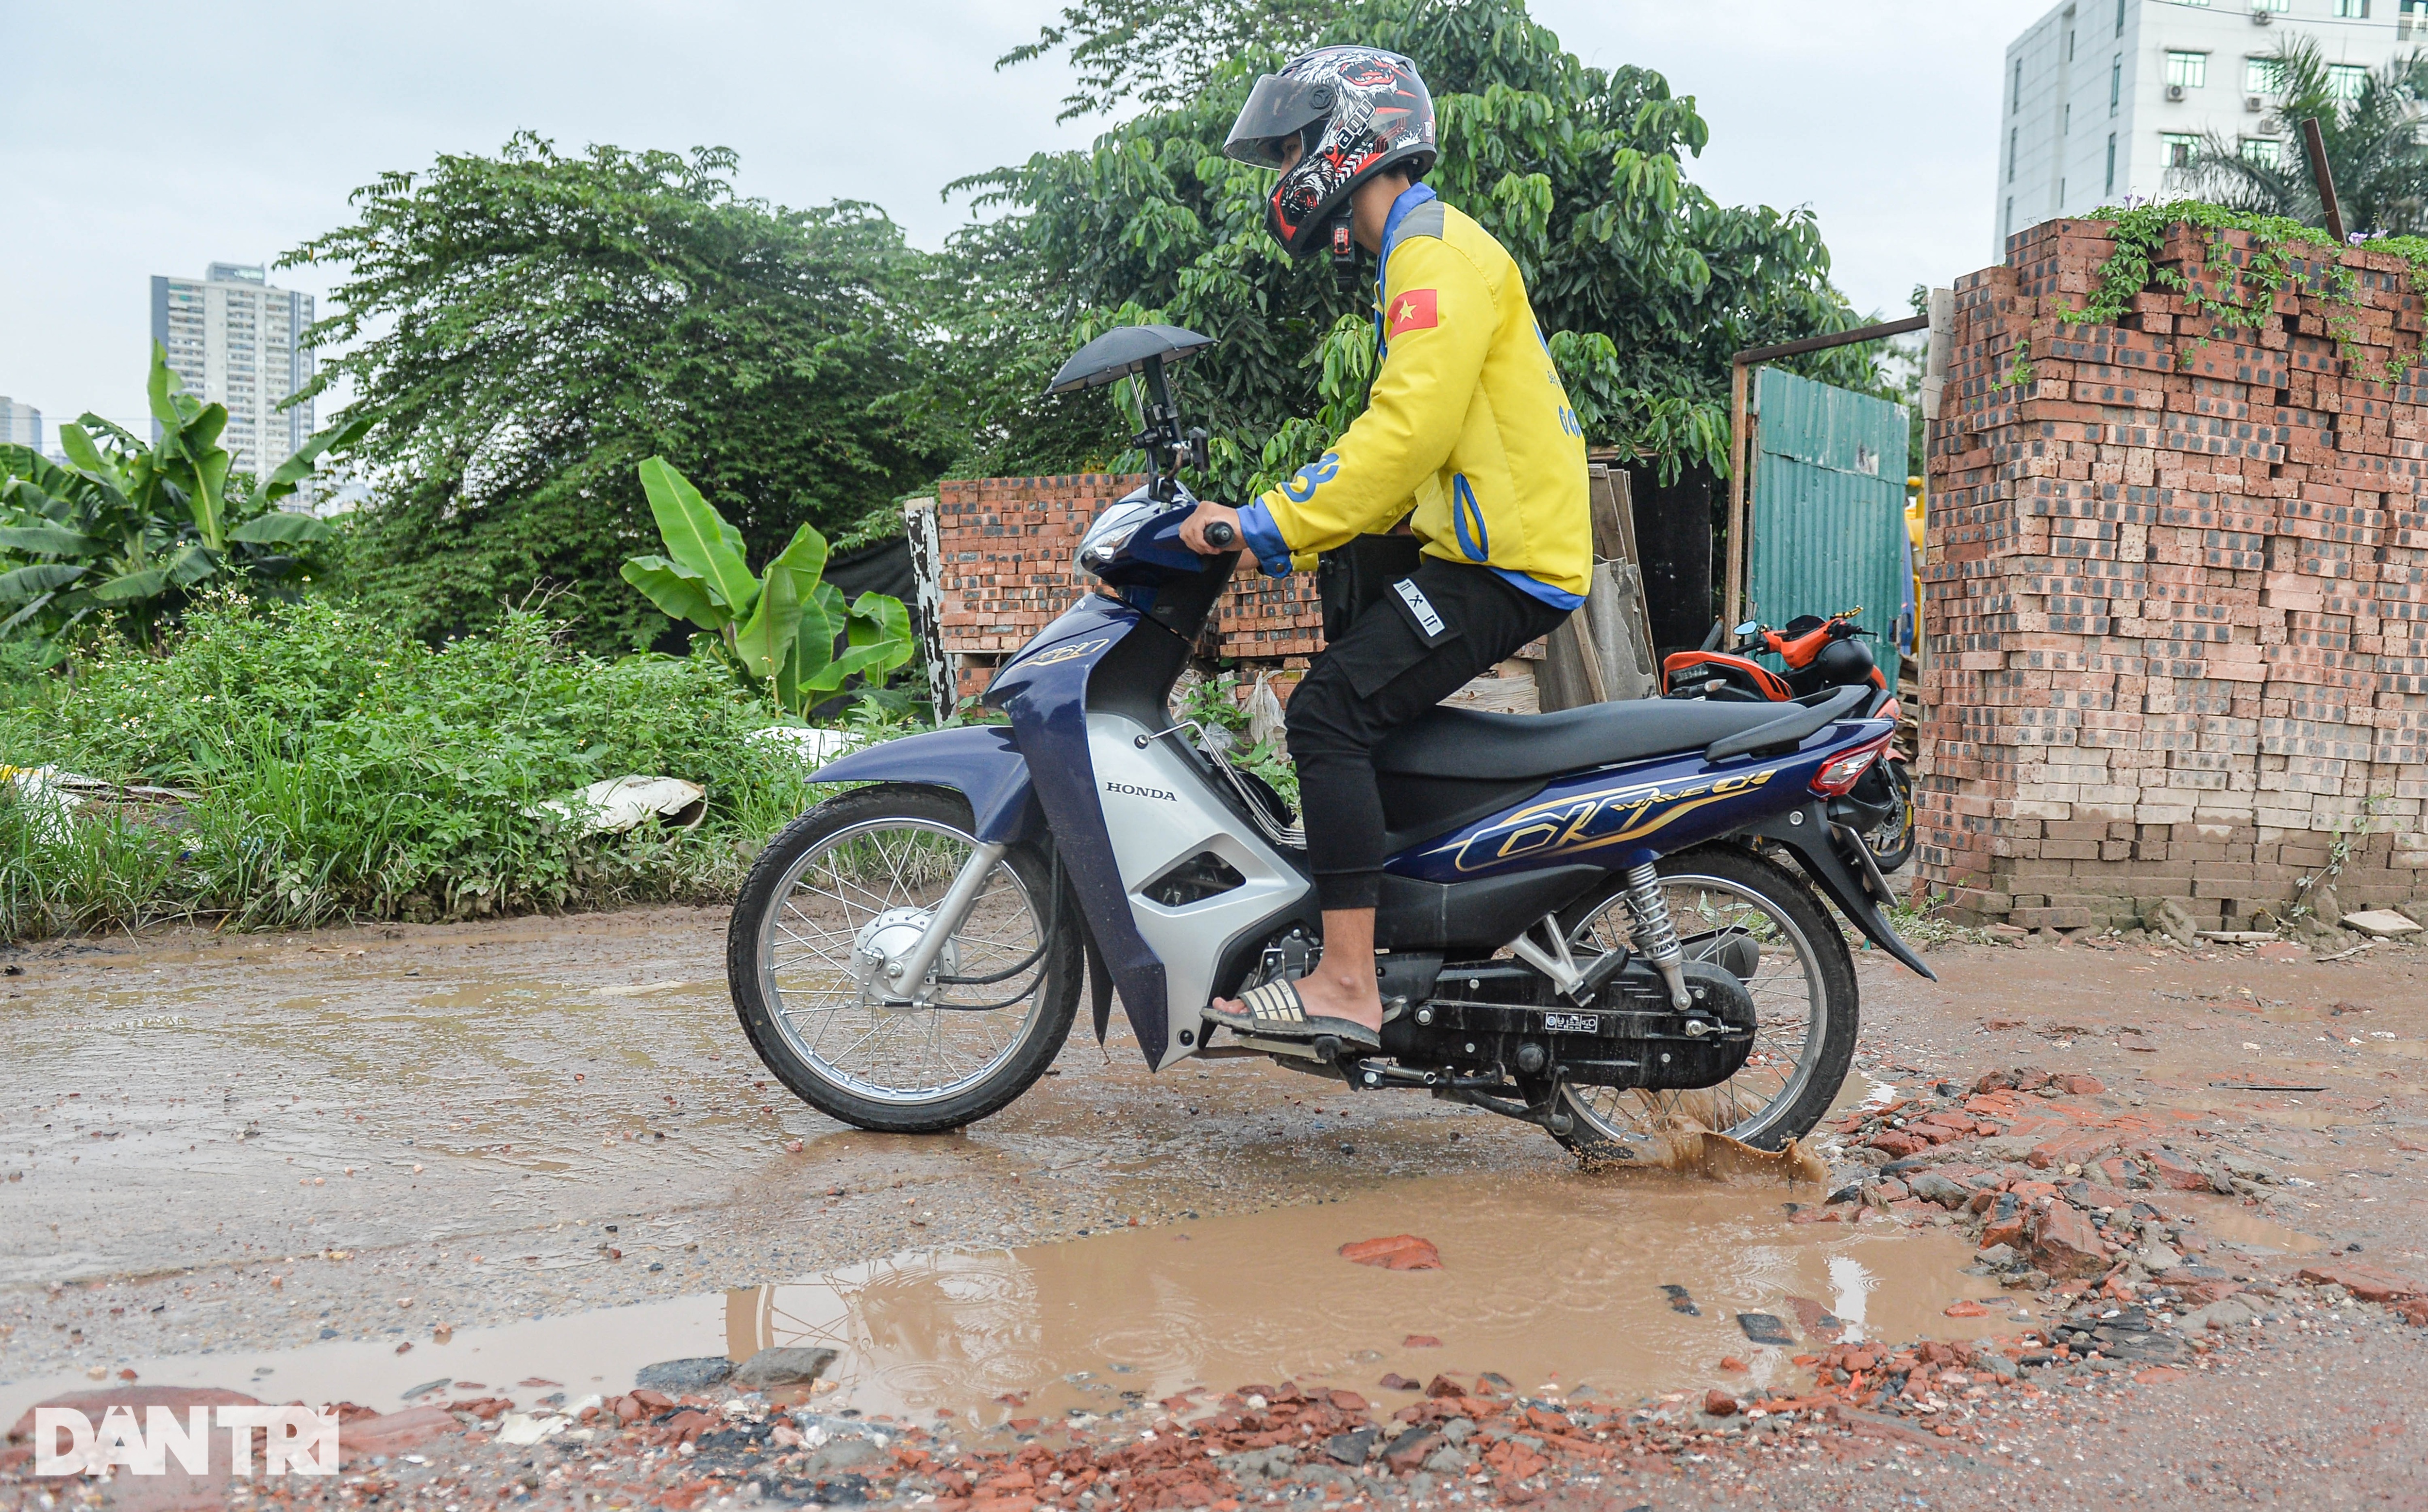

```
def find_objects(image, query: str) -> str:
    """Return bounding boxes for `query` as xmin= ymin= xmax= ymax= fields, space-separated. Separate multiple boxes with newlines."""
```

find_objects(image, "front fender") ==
xmin=809 ymin=724 xmax=1040 ymax=845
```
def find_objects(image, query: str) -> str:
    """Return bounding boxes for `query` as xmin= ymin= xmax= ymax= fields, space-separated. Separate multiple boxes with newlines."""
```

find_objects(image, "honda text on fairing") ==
xmin=723 ymin=326 xmax=1931 ymax=1160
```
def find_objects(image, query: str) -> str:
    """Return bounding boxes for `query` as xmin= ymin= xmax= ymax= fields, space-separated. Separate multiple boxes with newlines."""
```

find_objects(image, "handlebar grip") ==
xmin=1203 ymin=520 xmax=1237 ymax=549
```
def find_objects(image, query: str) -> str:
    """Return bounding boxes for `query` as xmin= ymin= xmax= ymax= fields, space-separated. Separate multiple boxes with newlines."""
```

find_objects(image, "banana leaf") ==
xmin=259 ymin=414 xmax=373 ymax=508
xmin=0 ymin=563 xmax=85 ymax=602
xmin=619 ymin=555 xmax=729 ymax=630
xmin=732 ymin=522 xmax=829 ymax=683
xmin=229 ymin=511 xmax=337 ymax=545
xmin=0 ymin=523 xmax=97 ymax=556
xmin=89 ymin=567 xmax=169 ymax=604
xmin=637 ymin=456 xmax=757 ymax=620
xmin=164 ymin=542 xmax=218 ymax=587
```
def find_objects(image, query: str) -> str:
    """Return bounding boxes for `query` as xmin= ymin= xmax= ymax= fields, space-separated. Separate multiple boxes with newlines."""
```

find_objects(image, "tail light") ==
xmin=1810 ymin=734 xmax=1892 ymax=797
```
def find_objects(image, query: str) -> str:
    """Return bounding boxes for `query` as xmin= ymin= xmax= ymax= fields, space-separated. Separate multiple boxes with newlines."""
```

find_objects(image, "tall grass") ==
xmin=0 ymin=595 xmax=885 ymax=941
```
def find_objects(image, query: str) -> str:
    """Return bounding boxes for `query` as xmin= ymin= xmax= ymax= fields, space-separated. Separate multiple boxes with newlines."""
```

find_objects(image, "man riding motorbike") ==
xmin=1180 ymin=46 xmax=1592 ymax=1050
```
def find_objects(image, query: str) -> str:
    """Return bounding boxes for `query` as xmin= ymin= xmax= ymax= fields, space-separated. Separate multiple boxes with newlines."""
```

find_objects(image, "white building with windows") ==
xmin=1996 ymin=0 xmax=2426 ymax=259
xmin=148 ymin=262 xmax=316 ymax=478
xmin=0 ymin=397 xmax=38 ymax=454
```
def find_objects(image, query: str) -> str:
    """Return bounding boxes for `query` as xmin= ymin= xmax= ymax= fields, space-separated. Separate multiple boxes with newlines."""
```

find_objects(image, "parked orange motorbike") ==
xmin=1663 ymin=611 xmax=1915 ymax=871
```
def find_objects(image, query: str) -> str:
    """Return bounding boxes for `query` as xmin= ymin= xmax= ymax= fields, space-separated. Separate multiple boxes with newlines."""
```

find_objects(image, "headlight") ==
xmin=1077 ymin=500 xmax=1157 ymax=575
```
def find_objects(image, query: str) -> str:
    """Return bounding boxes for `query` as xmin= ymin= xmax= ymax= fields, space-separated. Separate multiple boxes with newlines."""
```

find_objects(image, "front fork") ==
xmin=877 ymin=841 xmax=1008 ymax=1003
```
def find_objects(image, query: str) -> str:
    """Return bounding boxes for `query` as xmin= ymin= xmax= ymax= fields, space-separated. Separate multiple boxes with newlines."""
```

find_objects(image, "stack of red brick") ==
xmin=1919 ymin=218 xmax=2428 ymax=929
xmin=931 ymin=474 xmax=1324 ymax=699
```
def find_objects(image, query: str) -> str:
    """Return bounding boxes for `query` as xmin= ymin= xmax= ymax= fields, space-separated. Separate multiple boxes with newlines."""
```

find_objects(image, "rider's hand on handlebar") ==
xmin=1179 ymin=502 xmax=1242 ymax=555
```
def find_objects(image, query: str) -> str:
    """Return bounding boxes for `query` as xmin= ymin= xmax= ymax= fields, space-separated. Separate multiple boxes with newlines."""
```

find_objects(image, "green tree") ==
xmin=287 ymin=133 xmax=955 ymax=652
xmin=1001 ymin=0 xmax=1344 ymax=120
xmin=2184 ymin=40 xmax=2428 ymax=234
xmin=954 ymin=0 xmax=1877 ymax=489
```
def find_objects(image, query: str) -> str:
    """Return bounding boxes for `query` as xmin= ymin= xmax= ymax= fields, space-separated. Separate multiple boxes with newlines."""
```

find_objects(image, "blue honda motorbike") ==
xmin=727 ymin=326 xmax=1931 ymax=1161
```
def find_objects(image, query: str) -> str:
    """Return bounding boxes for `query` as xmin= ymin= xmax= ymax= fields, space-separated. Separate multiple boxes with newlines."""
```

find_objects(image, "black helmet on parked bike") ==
xmin=1811 ymin=634 xmax=1878 ymax=689
xmin=1223 ymin=46 xmax=1437 ymax=259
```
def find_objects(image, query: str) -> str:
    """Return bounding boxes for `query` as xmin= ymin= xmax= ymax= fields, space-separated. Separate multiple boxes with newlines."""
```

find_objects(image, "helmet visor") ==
xmin=1224 ymin=72 xmax=1332 ymax=167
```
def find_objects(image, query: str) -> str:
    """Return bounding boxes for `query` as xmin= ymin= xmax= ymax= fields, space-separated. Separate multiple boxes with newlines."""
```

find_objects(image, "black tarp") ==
xmin=1620 ymin=461 xmax=1720 ymax=657
xmin=824 ymin=536 xmax=917 ymax=621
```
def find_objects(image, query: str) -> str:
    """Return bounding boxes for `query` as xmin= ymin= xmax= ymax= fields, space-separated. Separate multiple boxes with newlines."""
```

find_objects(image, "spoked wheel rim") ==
xmin=1868 ymin=765 xmax=1916 ymax=863
xmin=755 ymin=817 xmax=1053 ymax=1107
xmin=1556 ymin=868 xmax=1832 ymax=1146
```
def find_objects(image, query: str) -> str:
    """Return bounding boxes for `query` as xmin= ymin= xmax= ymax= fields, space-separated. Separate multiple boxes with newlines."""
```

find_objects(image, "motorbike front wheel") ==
xmin=1537 ymin=844 xmax=1859 ymax=1156
xmin=728 ymin=784 xmax=1080 ymax=1134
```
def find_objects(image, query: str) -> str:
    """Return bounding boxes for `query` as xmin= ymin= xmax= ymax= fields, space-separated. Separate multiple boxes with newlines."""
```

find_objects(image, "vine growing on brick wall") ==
xmin=1990 ymin=336 xmax=2035 ymax=393
xmin=2051 ymin=200 xmax=2418 ymax=373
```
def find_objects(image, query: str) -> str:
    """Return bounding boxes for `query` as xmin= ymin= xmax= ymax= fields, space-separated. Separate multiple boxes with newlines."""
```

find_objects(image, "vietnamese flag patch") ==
xmin=1386 ymin=288 xmax=1438 ymax=339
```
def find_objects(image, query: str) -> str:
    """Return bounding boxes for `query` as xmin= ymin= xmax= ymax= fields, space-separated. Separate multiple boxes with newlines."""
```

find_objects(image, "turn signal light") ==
xmin=1810 ymin=735 xmax=1891 ymax=797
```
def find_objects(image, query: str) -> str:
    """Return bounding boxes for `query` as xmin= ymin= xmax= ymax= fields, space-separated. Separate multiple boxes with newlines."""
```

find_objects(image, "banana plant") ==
xmin=0 ymin=344 xmax=364 ymax=652
xmin=621 ymin=456 xmax=915 ymax=714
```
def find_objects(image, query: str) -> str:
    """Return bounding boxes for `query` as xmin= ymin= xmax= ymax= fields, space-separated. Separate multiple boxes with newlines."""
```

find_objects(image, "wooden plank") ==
xmin=1539 ymin=609 xmax=1609 ymax=711
xmin=1591 ymin=561 xmax=1660 ymax=700
xmin=1724 ymin=363 xmax=1751 ymax=627
xmin=1586 ymin=464 xmax=1637 ymax=566
xmin=1607 ymin=466 xmax=1640 ymax=567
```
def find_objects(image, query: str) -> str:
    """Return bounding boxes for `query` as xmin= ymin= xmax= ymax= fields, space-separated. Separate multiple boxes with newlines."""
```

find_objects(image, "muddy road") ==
xmin=2 ymin=908 xmax=2426 ymax=1508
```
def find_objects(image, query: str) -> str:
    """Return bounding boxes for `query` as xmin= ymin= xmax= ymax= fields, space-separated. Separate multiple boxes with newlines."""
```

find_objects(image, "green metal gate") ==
xmin=1741 ymin=367 xmax=1910 ymax=647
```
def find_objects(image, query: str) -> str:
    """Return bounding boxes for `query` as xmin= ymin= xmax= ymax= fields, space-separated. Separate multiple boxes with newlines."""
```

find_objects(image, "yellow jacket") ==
xmin=1237 ymin=186 xmax=1591 ymax=605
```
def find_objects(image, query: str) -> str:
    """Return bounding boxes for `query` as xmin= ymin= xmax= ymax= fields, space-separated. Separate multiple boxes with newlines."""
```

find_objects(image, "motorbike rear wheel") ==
xmin=1864 ymin=758 xmax=1917 ymax=873
xmin=1537 ymin=844 xmax=1858 ymax=1156
xmin=728 ymin=784 xmax=1080 ymax=1134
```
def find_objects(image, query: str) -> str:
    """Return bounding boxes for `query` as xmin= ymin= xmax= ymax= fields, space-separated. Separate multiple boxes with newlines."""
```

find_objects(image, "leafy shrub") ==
xmin=0 ymin=594 xmax=884 ymax=941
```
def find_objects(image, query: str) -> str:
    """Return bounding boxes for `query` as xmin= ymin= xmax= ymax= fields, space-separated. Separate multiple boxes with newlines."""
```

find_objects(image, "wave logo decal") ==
xmin=1433 ymin=767 xmax=1781 ymax=873
xmin=1026 ymin=637 xmax=1111 ymax=668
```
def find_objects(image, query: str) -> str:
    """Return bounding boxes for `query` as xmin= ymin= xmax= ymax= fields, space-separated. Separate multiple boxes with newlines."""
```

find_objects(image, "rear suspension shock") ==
xmin=1622 ymin=863 xmax=1693 ymax=1009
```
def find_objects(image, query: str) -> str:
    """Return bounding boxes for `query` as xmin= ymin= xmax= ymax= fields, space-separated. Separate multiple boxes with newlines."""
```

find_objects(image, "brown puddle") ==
xmin=0 ymin=1169 xmax=2010 ymax=1428
xmin=2159 ymin=1202 xmax=2327 ymax=1256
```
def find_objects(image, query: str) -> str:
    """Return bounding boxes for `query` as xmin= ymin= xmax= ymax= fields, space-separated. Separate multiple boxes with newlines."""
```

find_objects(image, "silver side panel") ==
xmin=1085 ymin=712 xmax=1310 ymax=1068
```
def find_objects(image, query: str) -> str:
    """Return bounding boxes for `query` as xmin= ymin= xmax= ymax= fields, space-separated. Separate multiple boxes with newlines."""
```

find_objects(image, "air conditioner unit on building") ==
xmin=2167 ymin=83 xmax=2188 ymax=101
xmin=2246 ymin=93 xmax=2267 ymax=112
xmin=2252 ymin=8 xmax=2273 ymax=23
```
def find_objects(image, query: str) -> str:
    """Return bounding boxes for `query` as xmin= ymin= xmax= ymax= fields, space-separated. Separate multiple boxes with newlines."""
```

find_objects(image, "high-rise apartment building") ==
xmin=1996 ymin=0 xmax=2423 ymax=259
xmin=149 ymin=262 xmax=316 ymax=477
xmin=0 ymin=397 xmax=39 ymax=454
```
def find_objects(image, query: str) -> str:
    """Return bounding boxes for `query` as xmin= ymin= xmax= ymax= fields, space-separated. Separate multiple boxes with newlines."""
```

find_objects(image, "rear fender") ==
xmin=808 ymin=724 xmax=1040 ymax=845
xmin=1747 ymin=802 xmax=1936 ymax=979
xmin=1660 ymin=650 xmax=1792 ymax=701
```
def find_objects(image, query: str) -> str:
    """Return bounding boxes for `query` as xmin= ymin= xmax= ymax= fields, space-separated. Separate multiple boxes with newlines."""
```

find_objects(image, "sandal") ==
xmin=1203 ymin=978 xmax=1383 ymax=1050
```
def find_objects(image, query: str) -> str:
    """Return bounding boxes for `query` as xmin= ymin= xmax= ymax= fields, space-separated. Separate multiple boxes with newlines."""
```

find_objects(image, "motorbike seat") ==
xmin=1374 ymin=697 xmax=1793 ymax=781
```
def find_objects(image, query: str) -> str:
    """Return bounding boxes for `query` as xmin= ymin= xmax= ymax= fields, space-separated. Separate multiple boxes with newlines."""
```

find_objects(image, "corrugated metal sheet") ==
xmin=1746 ymin=368 xmax=1909 ymax=649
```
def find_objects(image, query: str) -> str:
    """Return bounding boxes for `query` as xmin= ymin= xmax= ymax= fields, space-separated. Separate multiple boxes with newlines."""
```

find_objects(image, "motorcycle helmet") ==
xmin=1812 ymin=635 xmax=1878 ymax=689
xmin=1223 ymin=47 xmax=1437 ymax=258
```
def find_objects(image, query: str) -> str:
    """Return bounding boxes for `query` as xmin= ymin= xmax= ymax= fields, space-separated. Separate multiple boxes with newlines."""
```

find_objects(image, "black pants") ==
xmin=1286 ymin=558 xmax=1569 ymax=911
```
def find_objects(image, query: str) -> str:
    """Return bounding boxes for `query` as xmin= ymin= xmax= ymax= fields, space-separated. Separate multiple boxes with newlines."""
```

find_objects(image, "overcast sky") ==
xmin=1 ymin=0 xmax=2050 ymax=432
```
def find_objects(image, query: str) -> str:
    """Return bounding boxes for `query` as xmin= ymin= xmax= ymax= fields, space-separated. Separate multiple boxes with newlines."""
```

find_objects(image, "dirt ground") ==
xmin=1 ymin=906 xmax=2424 ymax=1509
